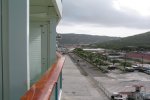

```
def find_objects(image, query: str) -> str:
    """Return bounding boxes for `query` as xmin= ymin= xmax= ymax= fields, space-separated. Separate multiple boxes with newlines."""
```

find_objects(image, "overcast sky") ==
xmin=57 ymin=0 xmax=150 ymax=37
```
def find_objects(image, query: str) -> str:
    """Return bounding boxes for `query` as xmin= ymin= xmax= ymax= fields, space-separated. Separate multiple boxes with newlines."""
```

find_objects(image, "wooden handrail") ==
xmin=21 ymin=52 xmax=65 ymax=100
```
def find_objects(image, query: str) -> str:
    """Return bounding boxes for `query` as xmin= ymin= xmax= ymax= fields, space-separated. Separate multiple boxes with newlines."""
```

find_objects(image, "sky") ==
xmin=57 ymin=0 xmax=150 ymax=37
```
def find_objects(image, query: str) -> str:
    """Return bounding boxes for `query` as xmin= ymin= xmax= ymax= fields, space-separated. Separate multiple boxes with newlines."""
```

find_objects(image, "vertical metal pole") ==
xmin=142 ymin=55 xmax=143 ymax=67
xmin=141 ymin=49 xmax=144 ymax=67
xmin=125 ymin=54 xmax=126 ymax=66
xmin=55 ymin=83 xmax=58 ymax=100
xmin=124 ymin=53 xmax=126 ymax=69
xmin=60 ymin=71 xmax=62 ymax=89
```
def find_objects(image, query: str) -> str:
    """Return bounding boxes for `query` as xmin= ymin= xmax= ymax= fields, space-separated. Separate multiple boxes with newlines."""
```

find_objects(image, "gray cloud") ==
xmin=61 ymin=0 xmax=150 ymax=29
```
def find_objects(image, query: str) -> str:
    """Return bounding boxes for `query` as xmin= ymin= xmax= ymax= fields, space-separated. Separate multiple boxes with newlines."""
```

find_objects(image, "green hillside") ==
xmin=97 ymin=31 xmax=150 ymax=50
xmin=59 ymin=33 xmax=120 ymax=45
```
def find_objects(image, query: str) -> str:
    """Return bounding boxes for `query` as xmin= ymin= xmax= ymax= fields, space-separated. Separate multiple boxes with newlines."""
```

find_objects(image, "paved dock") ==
xmin=61 ymin=55 xmax=108 ymax=100
xmin=65 ymin=53 xmax=150 ymax=99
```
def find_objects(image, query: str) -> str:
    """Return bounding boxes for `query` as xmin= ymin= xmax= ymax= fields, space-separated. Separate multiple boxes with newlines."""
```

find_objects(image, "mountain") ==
xmin=97 ymin=31 xmax=150 ymax=49
xmin=59 ymin=33 xmax=120 ymax=45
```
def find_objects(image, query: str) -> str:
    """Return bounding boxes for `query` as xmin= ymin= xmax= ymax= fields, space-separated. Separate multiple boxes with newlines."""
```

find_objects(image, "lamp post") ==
xmin=124 ymin=52 xmax=127 ymax=69
xmin=123 ymin=48 xmax=128 ymax=69
xmin=141 ymin=52 xmax=144 ymax=68
xmin=56 ymin=34 xmax=62 ymax=52
xmin=140 ymin=48 xmax=144 ymax=67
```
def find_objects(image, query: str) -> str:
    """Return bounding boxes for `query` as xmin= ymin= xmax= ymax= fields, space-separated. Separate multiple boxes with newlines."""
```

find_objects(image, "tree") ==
xmin=120 ymin=62 xmax=132 ymax=67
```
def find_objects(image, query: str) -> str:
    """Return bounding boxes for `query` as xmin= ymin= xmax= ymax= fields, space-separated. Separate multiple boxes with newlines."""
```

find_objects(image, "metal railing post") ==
xmin=60 ymin=71 xmax=62 ymax=89
xmin=55 ymin=83 xmax=58 ymax=100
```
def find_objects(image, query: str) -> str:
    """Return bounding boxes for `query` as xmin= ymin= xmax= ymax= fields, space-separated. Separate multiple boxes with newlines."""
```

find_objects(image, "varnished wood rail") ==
xmin=21 ymin=52 xmax=65 ymax=100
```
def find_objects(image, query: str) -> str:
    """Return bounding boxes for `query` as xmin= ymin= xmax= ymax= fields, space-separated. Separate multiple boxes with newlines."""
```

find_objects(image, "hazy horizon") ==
xmin=59 ymin=30 xmax=149 ymax=38
xmin=57 ymin=0 xmax=150 ymax=37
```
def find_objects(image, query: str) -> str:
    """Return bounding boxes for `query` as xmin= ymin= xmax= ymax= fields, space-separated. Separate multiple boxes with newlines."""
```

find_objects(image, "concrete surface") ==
xmin=61 ymin=55 xmax=108 ymax=100
xmin=70 ymin=53 xmax=150 ymax=96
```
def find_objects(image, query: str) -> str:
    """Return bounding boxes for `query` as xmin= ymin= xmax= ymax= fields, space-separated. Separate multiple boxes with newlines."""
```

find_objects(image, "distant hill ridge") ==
xmin=97 ymin=31 xmax=150 ymax=49
xmin=59 ymin=33 xmax=120 ymax=45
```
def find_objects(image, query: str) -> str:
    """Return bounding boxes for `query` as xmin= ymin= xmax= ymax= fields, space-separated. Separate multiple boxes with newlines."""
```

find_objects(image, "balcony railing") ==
xmin=21 ymin=52 xmax=65 ymax=100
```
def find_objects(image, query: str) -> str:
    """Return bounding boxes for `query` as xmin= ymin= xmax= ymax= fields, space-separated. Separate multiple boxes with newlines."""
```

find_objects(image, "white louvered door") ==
xmin=30 ymin=22 xmax=42 ymax=85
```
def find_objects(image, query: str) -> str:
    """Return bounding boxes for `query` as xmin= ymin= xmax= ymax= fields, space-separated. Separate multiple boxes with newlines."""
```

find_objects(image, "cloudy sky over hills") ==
xmin=57 ymin=0 xmax=150 ymax=37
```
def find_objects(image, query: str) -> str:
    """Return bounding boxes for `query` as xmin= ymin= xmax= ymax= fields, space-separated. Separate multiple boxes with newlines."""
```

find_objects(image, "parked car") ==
xmin=108 ymin=65 xmax=116 ymax=70
xmin=144 ymin=70 xmax=150 ymax=75
xmin=125 ymin=67 xmax=135 ymax=72
xmin=143 ymin=94 xmax=150 ymax=100
xmin=111 ymin=92 xmax=125 ymax=100
xmin=132 ymin=65 xmax=140 ymax=70
xmin=141 ymin=93 xmax=150 ymax=100
xmin=138 ymin=67 xmax=147 ymax=72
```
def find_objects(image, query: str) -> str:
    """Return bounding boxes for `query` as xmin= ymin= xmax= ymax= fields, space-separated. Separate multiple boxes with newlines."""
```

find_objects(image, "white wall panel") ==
xmin=0 ymin=0 xmax=2 ymax=99
xmin=30 ymin=22 xmax=42 ymax=85
xmin=49 ymin=18 xmax=57 ymax=66
xmin=2 ymin=0 xmax=9 ymax=99
xmin=8 ymin=0 xmax=29 ymax=99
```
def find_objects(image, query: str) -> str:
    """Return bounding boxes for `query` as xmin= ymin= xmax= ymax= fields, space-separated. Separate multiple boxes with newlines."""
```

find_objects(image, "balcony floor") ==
xmin=61 ymin=55 xmax=108 ymax=100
